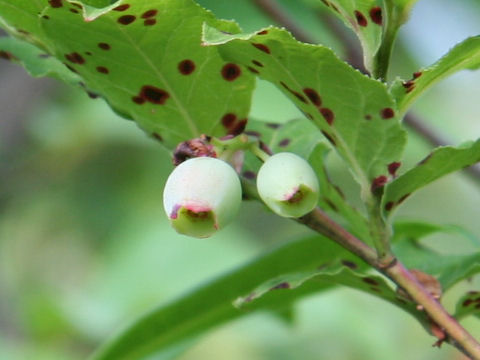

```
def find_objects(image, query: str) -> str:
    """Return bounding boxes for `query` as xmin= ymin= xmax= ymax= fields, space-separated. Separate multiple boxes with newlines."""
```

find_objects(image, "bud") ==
xmin=256 ymin=152 xmax=319 ymax=218
xmin=163 ymin=157 xmax=242 ymax=238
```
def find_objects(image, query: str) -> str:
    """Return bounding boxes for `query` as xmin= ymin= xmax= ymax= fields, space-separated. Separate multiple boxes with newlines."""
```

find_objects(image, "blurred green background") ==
xmin=1 ymin=0 xmax=480 ymax=359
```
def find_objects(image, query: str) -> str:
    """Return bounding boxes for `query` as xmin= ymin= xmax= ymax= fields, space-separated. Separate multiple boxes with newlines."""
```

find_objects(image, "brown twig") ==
xmin=299 ymin=208 xmax=480 ymax=359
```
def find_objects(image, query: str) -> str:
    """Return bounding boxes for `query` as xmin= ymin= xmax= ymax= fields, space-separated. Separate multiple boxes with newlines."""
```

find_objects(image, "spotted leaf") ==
xmin=383 ymin=139 xmax=480 ymax=216
xmin=204 ymin=25 xmax=407 ymax=195
xmin=233 ymin=254 xmax=424 ymax=329
xmin=0 ymin=36 xmax=80 ymax=84
xmin=455 ymin=292 xmax=480 ymax=320
xmin=391 ymin=36 xmax=480 ymax=115
xmin=0 ymin=0 xmax=255 ymax=148
xmin=317 ymin=0 xmax=384 ymax=72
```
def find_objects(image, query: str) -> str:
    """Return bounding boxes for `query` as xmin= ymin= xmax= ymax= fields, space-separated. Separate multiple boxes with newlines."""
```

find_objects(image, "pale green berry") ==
xmin=163 ymin=157 xmax=242 ymax=238
xmin=257 ymin=152 xmax=319 ymax=218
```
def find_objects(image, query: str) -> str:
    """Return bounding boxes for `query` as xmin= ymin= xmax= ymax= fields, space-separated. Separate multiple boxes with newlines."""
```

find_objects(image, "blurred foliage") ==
xmin=1 ymin=0 xmax=480 ymax=359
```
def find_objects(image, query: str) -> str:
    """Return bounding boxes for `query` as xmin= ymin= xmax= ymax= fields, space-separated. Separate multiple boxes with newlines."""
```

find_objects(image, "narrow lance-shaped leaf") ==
xmin=391 ymin=36 xmax=480 ymax=115
xmin=204 ymin=25 xmax=407 ymax=197
xmin=383 ymin=139 xmax=480 ymax=216
xmin=233 ymin=255 xmax=425 ymax=328
xmin=317 ymin=0 xmax=384 ymax=72
xmin=0 ymin=0 xmax=255 ymax=148
xmin=90 ymin=236 xmax=365 ymax=360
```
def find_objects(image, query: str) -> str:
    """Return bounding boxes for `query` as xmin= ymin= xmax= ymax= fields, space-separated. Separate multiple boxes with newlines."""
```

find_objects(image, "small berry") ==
xmin=163 ymin=157 xmax=242 ymax=238
xmin=256 ymin=152 xmax=319 ymax=218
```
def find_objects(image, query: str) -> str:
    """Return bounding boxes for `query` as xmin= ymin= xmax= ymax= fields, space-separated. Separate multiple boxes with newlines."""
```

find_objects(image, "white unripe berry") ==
xmin=256 ymin=152 xmax=319 ymax=218
xmin=163 ymin=157 xmax=242 ymax=238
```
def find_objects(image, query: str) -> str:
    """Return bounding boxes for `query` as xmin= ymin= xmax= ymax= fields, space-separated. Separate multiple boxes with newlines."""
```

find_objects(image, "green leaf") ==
xmin=89 ymin=236 xmax=363 ymax=360
xmin=393 ymin=220 xmax=480 ymax=246
xmin=383 ymin=139 xmax=480 ymax=216
xmin=308 ymin=143 xmax=373 ymax=243
xmin=318 ymin=0 xmax=384 ymax=71
xmin=0 ymin=1 xmax=48 ymax=50
xmin=246 ymin=117 xmax=322 ymax=158
xmin=0 ymin=36 xmax=80 ymax=84
xmin=454 ymin=291 xmax=480 ymax=320
xmin=394 ymin=239 xmax=480 ymax=291
xmin=0 ymin=0 xmax=255 ymax=148
xmin=204 ymin=25 xmax=407 ymax=195
xmin=233 ymin=257 xmax=423 ymax=326
xmin=390 ymin=36 xmax=480 ymax=115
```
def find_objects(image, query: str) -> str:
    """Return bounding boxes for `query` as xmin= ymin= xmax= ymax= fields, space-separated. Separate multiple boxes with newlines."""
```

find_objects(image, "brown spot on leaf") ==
xmin=244 ymin=130 xmax=261 ymax=137
xmin=257 ymin=30 xmax=268 ymax=35
xmin=118 ymin=15 xmax=136 ymax=25
xmin=65 ymin=52 xmax=85 ymax=64
xmin=371 ymin=175 xmax=388 ymax=192
xmin=385 ymin=201 xmax=394 ymax=211
xmin=397 ymin=193 xmax=410 ymax=204
xmin=320 ymin=108 xmax=335 ymax=125
xmin=144 ymin=19 xmax=156 ymax=26
xmin=98 ymin=42 xmax=111 ymax=50
xmin=321 ymin=130 xmax=336 ymax=146
xmin=243 ymin=171 xmax=256 ymax=180
xmin=247 ymin=66 xmax=259 ymax=74
xmin=221 ymin=63 xmax=241 ymax=81
xmin=221 ymin=113 xmax=237 ymax=128
xmin=96 ymin=66 xmax=109 ymax=74
xmin=354 ymin=10 xmax=368 ymax=27
xmin=369 ymin=6 xmax=382 ymax=25
xmin=341 ymin=260 xmax=358 ymax=269
xmin=365 ymin=114 xmax=372 ymax=120
xmin=418 ymin=153 xmax=433 ymax=165
xmin=380 ymin=107 xmax=395 ymax=119
xmin=278 ymin=138 xmax=290 ymax=147
xmin=363 ymin=277 xmax=380 ymax=286
xmin=252 ymin=60 xmax=264 ymax=67
xmin=388 ymin=162 xmax=401 ymax=176
xmin=178 ymin=59 xmax=195 ymax=75
xmin=113 ymin=4 xmax=130 ymax=11
xmin=271 ymin=282 xmax=290 ymax=290
xmin=132 ymin=96 xmax=145 ymax=104
xmin=48 ymin=0 xmax=62 ymax=8
xmin=463 ymin=298 xmax=473 ymax=307
xmin=142 ymin=9 xmax=158 ymax=18
xmin=280 ymin=81 xmax=307 ymax=103
xmin=303 ymin=88 xmax=322 ymax=106
xmin=152 ymin=132 xmax=163 ymax=142
xmin=413 ymin=71 xmax=423 ymax=79
xmin=229 ymin=119 xmax=247 ymax=136
xmin=70 ymin=8 xmax=79 ymax=14
xmin=139 ymin=85 xmax=170 ymax=104
xmin=252 ymin=43 xmax=271 ymax=54
xmin=266 ymin=123 xmax=280 ymax=129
